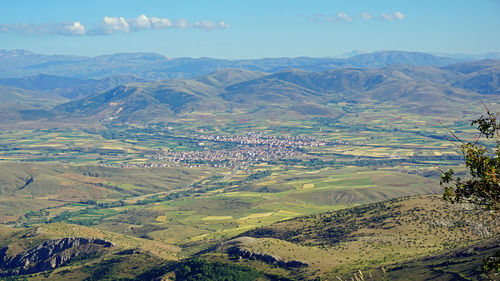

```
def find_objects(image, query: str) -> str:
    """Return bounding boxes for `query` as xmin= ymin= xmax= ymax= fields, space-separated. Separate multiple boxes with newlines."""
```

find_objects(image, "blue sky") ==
xmin=0 ymin=0 xmax=499 ymax=58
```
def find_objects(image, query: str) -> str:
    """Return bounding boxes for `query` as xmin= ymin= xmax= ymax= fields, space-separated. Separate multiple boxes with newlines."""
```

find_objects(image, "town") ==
xmin=102 ymin=132 xmax=327 ymax=168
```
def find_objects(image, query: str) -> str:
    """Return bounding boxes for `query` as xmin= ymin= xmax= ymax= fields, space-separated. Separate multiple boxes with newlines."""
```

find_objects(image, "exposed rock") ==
xmin=218 ymin=236 xmax=258 ymax=249
xmin=217 ymin=237 xmax=308 ymax=269
xmin=17 ymin=176 xmax=34 ymax=191
xmin=20 ymin=227 xmax=41 ymax=238
xmin=116 ymin=248 xmax=145 ymax=255
xmin=0 ymin=237 xmax=114 ymax=277
xmin=225 ymin=247 xmax=308 ymax=268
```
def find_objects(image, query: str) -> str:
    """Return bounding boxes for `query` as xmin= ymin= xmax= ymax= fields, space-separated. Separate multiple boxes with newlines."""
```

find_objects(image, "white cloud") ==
xmin=336 ymin=12 xmax=352 ymax=22
xmin=194 ymin=20 xmax=214 ymax=29
xmin=174 ymin=19 xmax=190 ymax=29
xmin=307 ymin=12 xmax=352 ymax=23
xmin=306 ymin=11 xmax=405 ymax=23
xmin=218 ymin=21 xmax=231 ymax=29
xmin=151 ymin=17 xmax=172 ymax=29
xmin=0 ymin=22 xmax=87 ymax=36
xmin=0 ymin=14 xmax=230 ymax=36
xmin=394 ymin=12 xmax=405 ymax=20
xmin=381 ymin=12 xmax=405 ymax=21
xmin=95 ymin=16 xmax=130 ymax=34
xmin=360 ymin=12 xmax=373 ymax=20
xmin=64 ymin=22 xmax=85 ymax=35
xmin=129 ymin=14 xmax=151 ymax=30
xmin=194 ymin=20 xmax=231 ymax=30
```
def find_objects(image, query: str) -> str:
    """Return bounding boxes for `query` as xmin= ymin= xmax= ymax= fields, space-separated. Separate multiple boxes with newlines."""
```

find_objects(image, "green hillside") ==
xmin=1 ymin=195 xmax=497 ymax=280
xmin=209 ymin=195 xmax=500 ymax=280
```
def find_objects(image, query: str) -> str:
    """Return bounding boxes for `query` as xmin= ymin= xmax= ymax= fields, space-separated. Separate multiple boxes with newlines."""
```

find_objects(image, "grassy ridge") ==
xmin=216 ymin=195 xmax=500 ymax=279
xmin=1 ymin=195 xmax=498 ymax=280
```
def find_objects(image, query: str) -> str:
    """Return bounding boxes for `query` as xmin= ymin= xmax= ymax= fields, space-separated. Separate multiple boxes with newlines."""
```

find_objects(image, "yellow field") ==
xmin=237 ymin=212 xmax=273 ymax=220
xmin=302 ymin=183 xmax=315 ymax=189
xmin=202 ymin=215 xmax=233 ymax=221
xmin=156 ymin=215 xmax=167 ymax=222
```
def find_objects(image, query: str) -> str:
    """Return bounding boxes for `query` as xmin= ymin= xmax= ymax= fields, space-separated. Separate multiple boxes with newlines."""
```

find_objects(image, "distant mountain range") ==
xmin=0 ymin=49 xmax=469 ymax=79
xmin=0 ymin=49 xmax=499 ymax=124
xmin=0 ymin=73 xmax=149 ymax=100
xmin=54 ymin=60 xmax=500 ymax=123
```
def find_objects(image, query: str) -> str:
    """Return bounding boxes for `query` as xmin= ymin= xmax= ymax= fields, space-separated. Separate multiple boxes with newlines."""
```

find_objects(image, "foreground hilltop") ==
xmin=1 ymin=195 xmax=498 ymax=280
xmin=209 ymin=195 xmax=500 ymax=280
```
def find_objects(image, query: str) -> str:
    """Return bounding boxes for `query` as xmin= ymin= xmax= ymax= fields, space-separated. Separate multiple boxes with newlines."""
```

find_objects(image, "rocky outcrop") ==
xmin=0 ymin=237 xmax=114 ymax=277
xmin=217 ymin=237 xmax=308 ymax=269
xmin=226 ymin=247 xmax=309 ymax=268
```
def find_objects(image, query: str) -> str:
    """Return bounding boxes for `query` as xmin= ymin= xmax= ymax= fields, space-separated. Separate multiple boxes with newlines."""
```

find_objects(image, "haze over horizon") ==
xmin=1 ymin=0 xmax=499 ymax=59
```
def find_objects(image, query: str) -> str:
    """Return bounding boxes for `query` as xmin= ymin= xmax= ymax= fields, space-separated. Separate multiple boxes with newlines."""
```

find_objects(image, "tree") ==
xmin=440 ymin=108 xmax=500 ymax=212
xmin=174 ymin=258 xmax=261 ymax=281
xmin=440 ymin=107 xmax=500 ymax=278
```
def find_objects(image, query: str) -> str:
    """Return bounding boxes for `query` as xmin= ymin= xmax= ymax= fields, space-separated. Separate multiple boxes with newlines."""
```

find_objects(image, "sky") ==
xmin=0 ymin=0 xmax=499 ymax=59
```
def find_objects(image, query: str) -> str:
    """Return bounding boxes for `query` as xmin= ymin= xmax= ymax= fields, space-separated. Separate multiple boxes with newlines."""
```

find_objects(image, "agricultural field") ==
xmin=0 ymin=103 xmax=477 ymax=165
xmin=0 ymin=97 xmax=497 ymax=280
xmin=0 ymin=103 xmax=479 ymax=236
xmin=0 ymin=4 xmax=499 ymax=276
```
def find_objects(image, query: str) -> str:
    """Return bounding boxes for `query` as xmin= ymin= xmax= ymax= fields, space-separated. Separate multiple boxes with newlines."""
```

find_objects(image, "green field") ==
xmin=0 ymin=102 xmax=497 ymax=280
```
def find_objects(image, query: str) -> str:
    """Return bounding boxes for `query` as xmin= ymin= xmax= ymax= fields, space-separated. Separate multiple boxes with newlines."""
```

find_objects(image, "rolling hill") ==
xmin=0 ymin=84 xmax=69 ymax=124
xmin=0 ymin=162 xmax=216 ymax=223
xmin=1 ymin=50 xmax=496 ymax=126
xmin=0 ymin=73 xmax=150 ymax=100
xmin=444 ymin=60 xmax=500 ymax=95
xmin=195 ymin=68 xmax=267 ymax=88
xmin=0 ymin=84 xmax=66 ymax=106
xmin=51 ymin=59 xmax=500 ymax=123
xmin=0 ymin=223 xmax=179 ymax=279
xmin=208 ymin=195 xmax=500 ymax=280
xmin=54 ymin=79 xmax=230 ymax=122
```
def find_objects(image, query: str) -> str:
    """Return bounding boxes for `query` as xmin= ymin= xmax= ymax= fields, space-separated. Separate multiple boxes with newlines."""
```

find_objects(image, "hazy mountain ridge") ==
xmin=48 ymin=59 xmax=500 ymax=122
xmin=0 ymin=73 xmax=150 ymax=100
xmin=0 ymin=56 xmax=496 ymax=124
xmin=0 ymin=49 xmax=464 ymax=79
xmin=1 ymin=50 xmax=492 ymax=124
xmin=54 ymin=79 xmax=230 ymax=122
xmin=195 ymin=68 xmax=268 ymax=88
xmin=0 ymin=50 xmax=85 ymax=72
xmin=0 ymin=84 xmax=66 ymax=105
xmin=442 ymin=60 xmax=500 ymax=95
